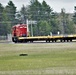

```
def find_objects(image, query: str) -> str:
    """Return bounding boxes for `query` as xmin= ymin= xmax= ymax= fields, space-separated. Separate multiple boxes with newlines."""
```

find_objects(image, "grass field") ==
xmin=0 ymin=42 xmax=76 ymax=75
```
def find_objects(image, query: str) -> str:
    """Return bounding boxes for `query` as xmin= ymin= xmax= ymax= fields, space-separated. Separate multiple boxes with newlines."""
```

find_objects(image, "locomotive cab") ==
xmin=12 ymin=24 xmax=27 ymax=42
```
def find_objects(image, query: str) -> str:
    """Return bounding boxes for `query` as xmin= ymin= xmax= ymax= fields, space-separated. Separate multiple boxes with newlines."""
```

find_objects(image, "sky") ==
xmin=0 ymin=0 xmax=76 ymax=13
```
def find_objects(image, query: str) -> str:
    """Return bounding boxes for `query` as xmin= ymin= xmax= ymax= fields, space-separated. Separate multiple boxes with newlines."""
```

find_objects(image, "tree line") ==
xmin=0 ymin=0 xmax=76 ymax=36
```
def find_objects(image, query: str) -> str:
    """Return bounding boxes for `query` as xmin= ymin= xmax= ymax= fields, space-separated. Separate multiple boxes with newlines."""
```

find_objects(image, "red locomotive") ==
xmin=12 ymin=24 xmax=27 ymax=42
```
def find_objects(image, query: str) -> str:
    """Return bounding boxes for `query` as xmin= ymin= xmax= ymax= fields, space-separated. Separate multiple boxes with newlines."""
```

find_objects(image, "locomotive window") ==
xmin=12 ymin=27 xmax=16 ymax=31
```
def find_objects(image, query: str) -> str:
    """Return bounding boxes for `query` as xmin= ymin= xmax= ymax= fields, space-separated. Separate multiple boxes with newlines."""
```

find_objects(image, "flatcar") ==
xmin=12 ymin=24 xmax=76 ymax=43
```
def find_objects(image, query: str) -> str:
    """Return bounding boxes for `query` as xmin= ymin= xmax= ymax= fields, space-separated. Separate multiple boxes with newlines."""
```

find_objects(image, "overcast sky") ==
xmin=0 ymin=0 xmax=76 ymax=13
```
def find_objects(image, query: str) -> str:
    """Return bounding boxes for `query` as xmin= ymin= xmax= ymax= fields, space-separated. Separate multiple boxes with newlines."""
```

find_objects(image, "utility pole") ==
xmin=31 ymin=21 xmax=33 ymax=37
xmin=26 ymin=19 xmax=30 ymax=37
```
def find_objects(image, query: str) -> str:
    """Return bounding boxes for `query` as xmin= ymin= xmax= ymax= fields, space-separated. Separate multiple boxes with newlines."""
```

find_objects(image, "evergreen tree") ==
xmin=73 ymin=6 xmax=76 ymax=24
xmin=38 ymin=21 xmax=51 ymax=36
xmin=41 ymin=0 xmax=52 ymax=21
xmin=50 ymin=12 xmax=59 ymax=34
xmin=60 ymin=8 xmax=66 ymax=34
xmin=59 ymin=8 xmax=75 ymax=34
xmin=0 ymin=3 xmax=4 ymax=21
xmin=29 ymin=0 xmax=42 ymax=21
xmin=28 ymin=0 xmax=53 ymax=36
xmin=20 ymin=5 xmax=28 ymax=24
xmin=0 ymin=3 xmax=4 ymax=35
xmin=2 ymin=8 xmax=11 ymax=35
xmin=2 ymin=1 xmax=17 ymax=34
xmin=5 ymin=1 xmax=17 ymax=26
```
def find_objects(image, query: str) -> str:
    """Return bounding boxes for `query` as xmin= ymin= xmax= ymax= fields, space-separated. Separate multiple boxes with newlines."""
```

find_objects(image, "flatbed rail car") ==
xmin=12 ymin=24 xmax=76 ymax=43
xmin=14 ymin=35 xmax=76 ymax=43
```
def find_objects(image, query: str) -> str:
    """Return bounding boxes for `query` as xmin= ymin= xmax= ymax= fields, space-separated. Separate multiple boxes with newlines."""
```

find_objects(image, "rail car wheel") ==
xmin=55 ymin=40 xmax=57 ymax=42
xmin=60 ymin=40 xmax=63 ymax=42
xmin=70 ymin=39 xmax=72 ymax=42
xmin=46 ymin=40 xmax=50 ymax=43
xmin=52 ymin=40 xmax=54 ymax=42
xmin=30 ymin=41 xmax=33 ymax=43
xmin=12 ymin=37 xmax=18 ymax=43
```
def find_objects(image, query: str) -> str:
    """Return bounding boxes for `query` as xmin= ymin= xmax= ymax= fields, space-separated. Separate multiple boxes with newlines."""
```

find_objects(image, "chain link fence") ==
xmin=0 ymin=34 xmax=12 ymax=42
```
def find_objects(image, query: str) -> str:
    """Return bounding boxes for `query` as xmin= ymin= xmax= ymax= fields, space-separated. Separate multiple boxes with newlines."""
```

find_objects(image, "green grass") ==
xmin=0 ymin=43 xmax=76 ymax=75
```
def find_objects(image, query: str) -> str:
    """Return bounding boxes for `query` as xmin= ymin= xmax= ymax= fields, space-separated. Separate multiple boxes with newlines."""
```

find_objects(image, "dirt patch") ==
xmin=19 ymin=54 xmax=28 ymax=56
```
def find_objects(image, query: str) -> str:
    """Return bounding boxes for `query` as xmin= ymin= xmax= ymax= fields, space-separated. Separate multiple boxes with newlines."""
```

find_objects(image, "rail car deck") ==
xmin=13 ymin=34 xmax=76 ymax=43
